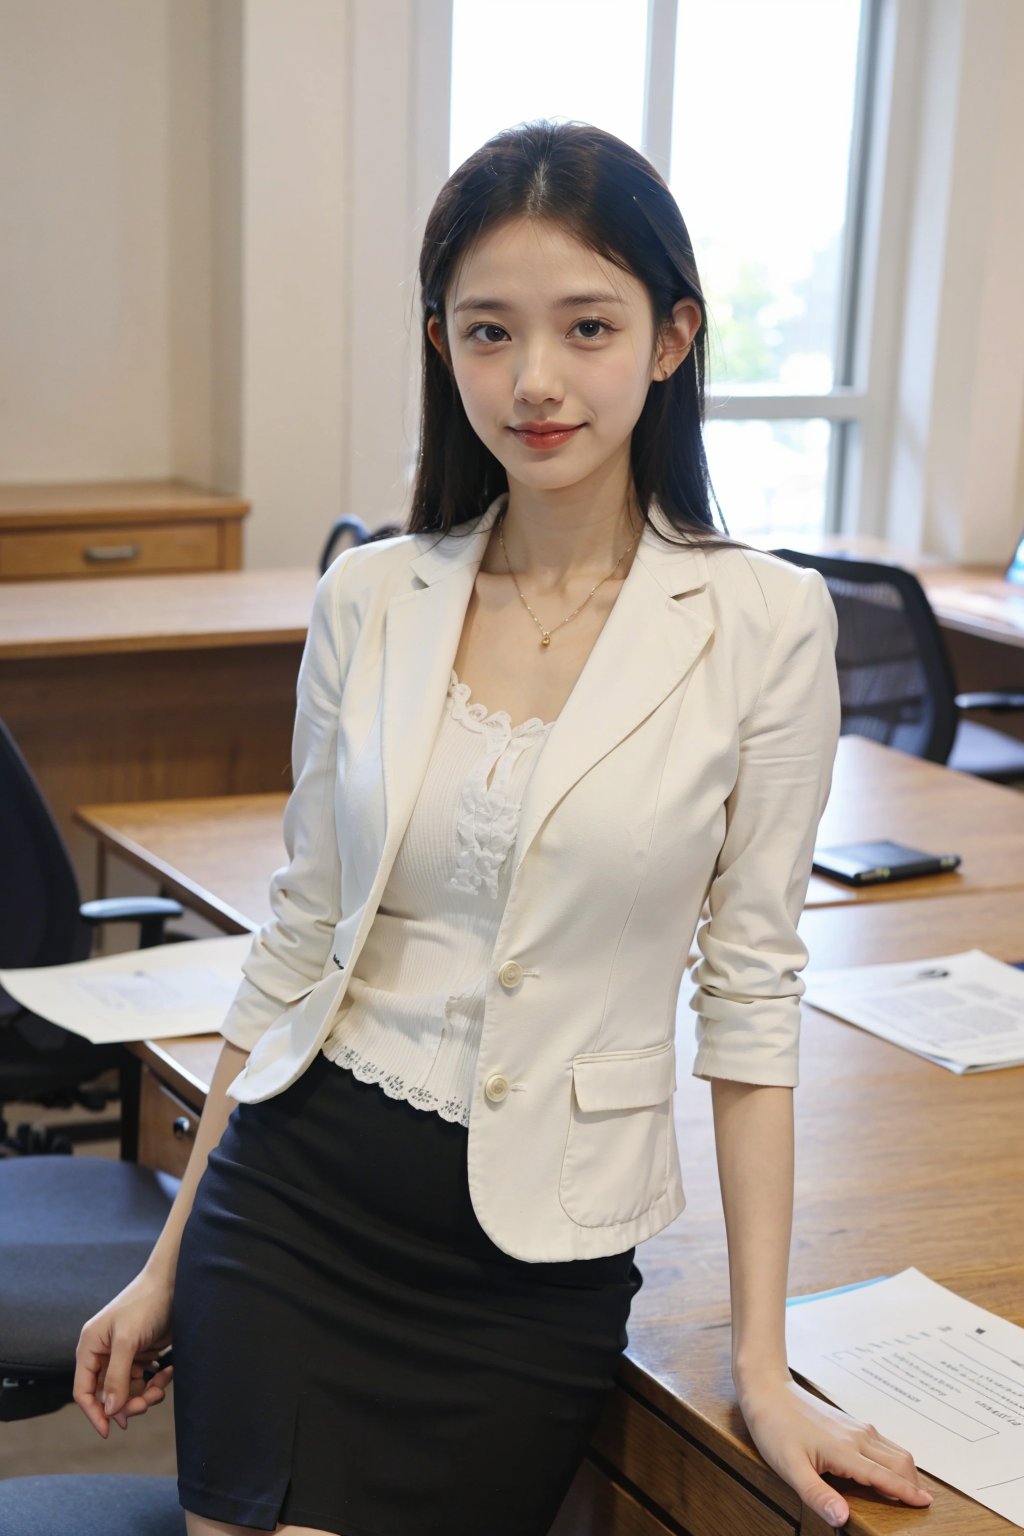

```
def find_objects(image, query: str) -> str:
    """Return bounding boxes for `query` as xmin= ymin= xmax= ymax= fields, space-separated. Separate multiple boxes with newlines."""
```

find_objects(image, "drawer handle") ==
xmin=172 ymin=1116 xmax=194 ymax=1140
xmin=84 ymin=543 xmax=141 ymax=563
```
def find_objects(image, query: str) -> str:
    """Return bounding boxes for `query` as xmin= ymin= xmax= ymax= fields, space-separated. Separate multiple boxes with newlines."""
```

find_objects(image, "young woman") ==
xmin=75 ymin=121 xmax=933 ymax=1536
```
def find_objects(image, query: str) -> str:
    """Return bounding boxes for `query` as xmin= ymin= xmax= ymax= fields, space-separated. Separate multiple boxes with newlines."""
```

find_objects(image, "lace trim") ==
xmin=447 ymin=670 xmax=554 ymax=899
xmin=447 ymin=670 xmax=554 ymax=738
xmin=324 ymin=1041 xmax=470 ymax=1128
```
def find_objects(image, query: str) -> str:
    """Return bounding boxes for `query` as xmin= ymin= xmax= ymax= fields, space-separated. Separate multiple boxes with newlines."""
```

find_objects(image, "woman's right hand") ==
xmin=73 ymin=1267 xmax=175 ymax=1437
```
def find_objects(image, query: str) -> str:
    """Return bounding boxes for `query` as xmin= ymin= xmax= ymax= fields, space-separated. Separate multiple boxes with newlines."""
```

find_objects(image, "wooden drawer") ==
xmin=549 ymin=1457 xmax=676 ymax=1536
xmin=589 ymin=1389 xmax=797 ymax=1536
xmin=136 ymin=1066 xmax=202 ymax=1179
xmin=0 ymin=520 xmax=222 ymax=578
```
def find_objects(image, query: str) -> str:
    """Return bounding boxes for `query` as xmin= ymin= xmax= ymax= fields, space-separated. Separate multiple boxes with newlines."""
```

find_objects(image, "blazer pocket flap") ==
xmin=571 ymin=1040 xmax=677 ymax=1113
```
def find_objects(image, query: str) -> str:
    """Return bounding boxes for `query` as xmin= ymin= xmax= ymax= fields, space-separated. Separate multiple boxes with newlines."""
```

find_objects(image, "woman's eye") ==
xmin=467 ymin=323 xmax=508 ymax=344
xmin=572 ymin=318 xmax=611 ymax=340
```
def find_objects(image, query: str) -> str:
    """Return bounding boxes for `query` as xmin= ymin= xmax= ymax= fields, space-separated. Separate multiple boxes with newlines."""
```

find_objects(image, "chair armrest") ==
xmin=955 ymin=689 xmax=1024 ymax=714
xmin=79 ymin=896 xmax=185 ymax=950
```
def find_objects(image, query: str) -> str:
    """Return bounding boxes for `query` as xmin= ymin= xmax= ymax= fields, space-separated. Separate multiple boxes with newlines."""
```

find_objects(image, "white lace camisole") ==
xmin=320 ymin=668 xmax=557 ymax=1126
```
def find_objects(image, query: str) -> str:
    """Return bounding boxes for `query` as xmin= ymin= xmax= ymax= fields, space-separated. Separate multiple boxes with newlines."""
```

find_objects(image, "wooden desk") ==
xmin=0 ymin=479 xmax=249 ymax=580
xmin=1 ymin=566 xmax=317 ymax=897
xmin=119 ymin=878 xmax=1024 ymax=1535
xmin=75 ymin=734 xmax=1024 ymax=922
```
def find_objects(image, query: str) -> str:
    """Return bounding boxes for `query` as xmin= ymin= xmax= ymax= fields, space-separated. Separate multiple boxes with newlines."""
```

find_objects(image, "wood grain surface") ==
xmin=0 ymin=478 xmax=249 ymax=526
xmin=0 ymin=566 xmax=317 ymax=657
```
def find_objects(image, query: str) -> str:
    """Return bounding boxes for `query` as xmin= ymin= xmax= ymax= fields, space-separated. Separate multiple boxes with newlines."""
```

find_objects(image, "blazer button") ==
xmin=497 ymin=960 xmax=523 ymax=989
xmin=483 ymin=1073 xmax=510 ymax=1103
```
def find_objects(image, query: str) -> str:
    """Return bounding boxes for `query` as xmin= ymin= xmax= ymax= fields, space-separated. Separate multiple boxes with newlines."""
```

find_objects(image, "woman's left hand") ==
xmin=737 ymin=1372 xmax=934 ymax=1529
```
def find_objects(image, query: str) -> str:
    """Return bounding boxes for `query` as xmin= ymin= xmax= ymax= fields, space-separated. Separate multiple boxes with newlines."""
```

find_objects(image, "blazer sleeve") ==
xmin=218 ymin=563 xmax=346 ymax=1052
xmin=687 ymin=566 xmax=840 ymax=1087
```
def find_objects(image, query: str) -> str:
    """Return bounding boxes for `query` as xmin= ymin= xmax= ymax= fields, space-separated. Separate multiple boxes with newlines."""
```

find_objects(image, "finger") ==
xmin=862 ymin=1437 xmax=928 ymax=1491
xmin=102 ymin=1335 xmax=141 ymax=1419
xmin=844 ymin=1452 xmax=934 ymax=1506
xmin=120 ymin=1377 xmax=172 ymax=1420
xmin=73 ymin=1337 xmax=112 ymax=1438
xmin=794 ymin=1470 xmax=848 ymax=1529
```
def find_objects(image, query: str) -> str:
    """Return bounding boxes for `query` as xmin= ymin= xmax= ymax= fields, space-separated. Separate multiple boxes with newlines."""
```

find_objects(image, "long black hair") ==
xmin=407 ymin=119 xmax=749 ymax=552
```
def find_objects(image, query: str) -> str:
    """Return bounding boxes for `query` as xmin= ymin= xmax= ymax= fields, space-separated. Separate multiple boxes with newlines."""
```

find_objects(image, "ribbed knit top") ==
xmin=320 ymin=668 xmax=556 ymax=1126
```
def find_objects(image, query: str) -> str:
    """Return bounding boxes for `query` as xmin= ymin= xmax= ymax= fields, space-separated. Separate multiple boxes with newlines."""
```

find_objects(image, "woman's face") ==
xmin=428 ymin=216 xmax=697 ymax=502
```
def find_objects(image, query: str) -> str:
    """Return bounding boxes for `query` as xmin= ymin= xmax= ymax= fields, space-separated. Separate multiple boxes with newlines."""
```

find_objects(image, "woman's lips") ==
xmin=509 ymin=425 xmax=583 ymax=450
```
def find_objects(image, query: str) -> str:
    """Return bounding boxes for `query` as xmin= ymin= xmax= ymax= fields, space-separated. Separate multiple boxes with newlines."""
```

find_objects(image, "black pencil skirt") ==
xmin=171 ymin=1049 xmax=644 ymax=1536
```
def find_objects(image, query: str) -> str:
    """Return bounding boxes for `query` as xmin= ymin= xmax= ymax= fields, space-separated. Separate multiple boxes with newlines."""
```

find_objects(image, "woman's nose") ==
xmin=513 ymin=344 xmax=564 ymax=404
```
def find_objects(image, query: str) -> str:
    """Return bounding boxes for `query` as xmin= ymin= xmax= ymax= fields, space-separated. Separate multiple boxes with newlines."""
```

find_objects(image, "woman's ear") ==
xmin=427 ymin=314 xmax=451 ymax=369
xmin=652 ymin=298 xmax=702 ymax=382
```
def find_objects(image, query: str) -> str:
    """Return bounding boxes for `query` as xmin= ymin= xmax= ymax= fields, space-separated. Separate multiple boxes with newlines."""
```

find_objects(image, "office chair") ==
xmin=0 ymin=716 xmax=184 ymax=1153
xmin=771 ymin=550 xmax=1024 ymax=783
xmin=0 ymin=1154 xmax=179 ymax=1420
xmin=319 ymin=513 xmax=404 ymax=575
xmin=0 ymin=1475 xmax=185 ymax=1535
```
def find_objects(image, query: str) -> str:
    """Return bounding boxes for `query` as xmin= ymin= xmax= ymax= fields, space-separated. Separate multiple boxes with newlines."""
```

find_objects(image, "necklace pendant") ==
xmin=540 ymin=632 xmax=551 ymax=647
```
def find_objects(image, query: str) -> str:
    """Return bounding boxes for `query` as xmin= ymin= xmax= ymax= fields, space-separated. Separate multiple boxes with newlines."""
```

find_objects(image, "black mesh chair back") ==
xmin=0 ymin=718 xmax=91 ymax=980
xmin=771 ymin=551 xmax=960 ymax=763
xmin=0 ymin=718 xmax=124 ymax=1120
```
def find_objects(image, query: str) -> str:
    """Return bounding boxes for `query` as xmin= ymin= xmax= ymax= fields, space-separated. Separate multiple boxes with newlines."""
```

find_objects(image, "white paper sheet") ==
xmin=804 ymin=949 xmax=1024 ymax=1071
xmin=0 ymin=934 xmax=253 ymax=1042
xmin=787 ymin=1268 xmax=1024 ymax=1527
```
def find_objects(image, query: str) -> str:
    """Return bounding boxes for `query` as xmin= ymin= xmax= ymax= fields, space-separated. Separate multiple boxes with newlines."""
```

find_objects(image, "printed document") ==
xmin=787 ymin=1268 xmax=1024 ymax=1528
xmin=803 ymin=949 xmax=1024 ymax=1072
xmin=0 ymin=934 xmax=252 ymax=1042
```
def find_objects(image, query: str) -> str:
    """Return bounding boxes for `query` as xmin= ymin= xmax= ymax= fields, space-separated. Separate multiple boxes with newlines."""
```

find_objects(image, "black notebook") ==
xmin=812 ymin=839 xmax=961 ymax=887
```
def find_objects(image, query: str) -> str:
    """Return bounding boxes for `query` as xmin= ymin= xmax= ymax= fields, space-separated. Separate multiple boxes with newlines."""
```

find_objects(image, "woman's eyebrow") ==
xmin=452 ymin=291 xmax=625 ymax=314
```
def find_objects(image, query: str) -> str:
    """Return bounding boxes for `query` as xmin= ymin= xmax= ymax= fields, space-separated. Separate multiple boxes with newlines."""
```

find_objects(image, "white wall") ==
xmin=880 ymin=0 xmax=1024 ymax=562
xmin=0 ymin=0 xmax=173 ymax=479
xmin=238 ymin=0 xmax=349 ymax=568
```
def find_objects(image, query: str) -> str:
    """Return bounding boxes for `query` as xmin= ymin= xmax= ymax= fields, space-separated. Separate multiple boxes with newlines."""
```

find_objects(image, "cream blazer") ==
xmin=221 ymin=495 xmax=841 ymax=1262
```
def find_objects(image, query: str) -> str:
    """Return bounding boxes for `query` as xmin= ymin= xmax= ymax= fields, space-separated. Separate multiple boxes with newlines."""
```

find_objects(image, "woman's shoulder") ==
xmin=701 ymin=540 xmax=835 ymax=653
xmin=318 ymin=525 xmax=430 ymax=605
xmin=704 ymin=539 xmax=819 ymax=608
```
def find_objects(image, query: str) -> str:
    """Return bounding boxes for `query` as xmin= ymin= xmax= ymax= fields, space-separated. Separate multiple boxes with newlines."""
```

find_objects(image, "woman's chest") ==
xmin=451 ymin=573 xmax=626 ymax=728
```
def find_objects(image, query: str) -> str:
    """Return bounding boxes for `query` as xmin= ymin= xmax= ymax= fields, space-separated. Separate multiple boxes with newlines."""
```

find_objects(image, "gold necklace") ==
xmin=497 ymin=508 xmax=642 ymax=648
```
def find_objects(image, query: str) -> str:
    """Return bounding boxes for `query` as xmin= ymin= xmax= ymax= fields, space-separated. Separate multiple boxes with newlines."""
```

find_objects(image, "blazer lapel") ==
xmin=377 ymin=494 xmax=714 ymax=886
xmin=376 ymin=503 xmax=501 ymax=875
xmin=511 ymin=506 xmax=713 ymax=875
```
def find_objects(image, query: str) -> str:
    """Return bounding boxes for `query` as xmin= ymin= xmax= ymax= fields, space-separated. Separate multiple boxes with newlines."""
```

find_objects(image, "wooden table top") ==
xmin=76 ymin=793 xmax=286 ymax=932
xmin=0 ymin=478 xmax=249 ymax=529
xmin=921 ymin=566 xmax=1024 ymax=647
xmin=808 ymin=735 xmax=1024 ymax=905
xmin=131 ymin=886 xmax=1024 ymax=1534
xmin=75 ymin=735 xmax=1024 ymax=927
xmin=0 ymin=566 xmax=318 ymax=659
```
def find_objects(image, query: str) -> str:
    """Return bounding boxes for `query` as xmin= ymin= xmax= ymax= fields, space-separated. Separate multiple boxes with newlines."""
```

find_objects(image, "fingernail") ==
xmin=104 ymin=1393 xmax=115 ymax=1414
xmin=824 ymin=1500 xmax=845 ymax=1527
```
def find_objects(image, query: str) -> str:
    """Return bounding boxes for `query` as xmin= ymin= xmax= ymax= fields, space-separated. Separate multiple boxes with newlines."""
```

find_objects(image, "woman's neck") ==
xmin=480 ymin=488 xmax=644 ymax=588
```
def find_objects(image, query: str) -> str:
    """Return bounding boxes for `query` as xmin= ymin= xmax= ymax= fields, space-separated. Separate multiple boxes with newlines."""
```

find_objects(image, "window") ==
xmin=449 ymin=0 xmax=649 ymax=171
xmin=447 ymin=0 xmax=877 ymax=540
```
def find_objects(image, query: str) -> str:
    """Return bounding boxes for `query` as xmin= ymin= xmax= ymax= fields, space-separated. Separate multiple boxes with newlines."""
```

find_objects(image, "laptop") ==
xmin=1005 ymin=528 xmax=1024 ymax=586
